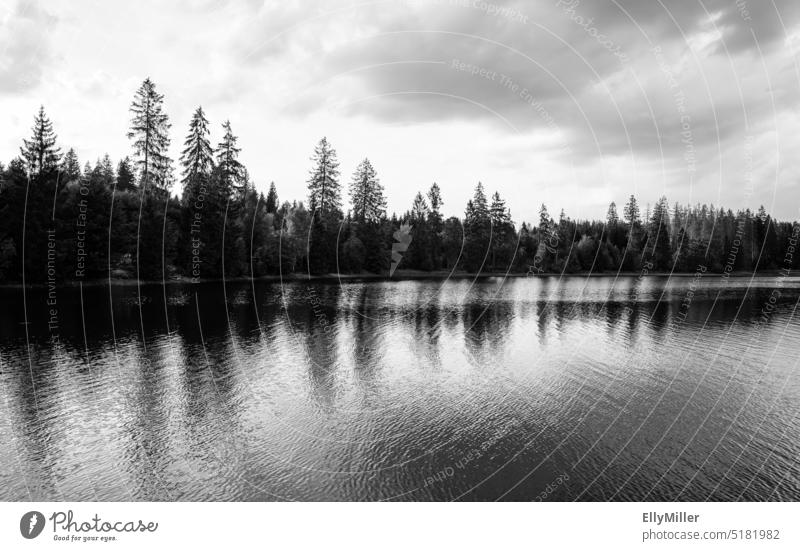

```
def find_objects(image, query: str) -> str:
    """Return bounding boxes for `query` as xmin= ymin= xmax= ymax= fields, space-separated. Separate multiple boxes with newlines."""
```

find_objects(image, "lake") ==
xmin=1 ymin=275 xmax=799 ymax=501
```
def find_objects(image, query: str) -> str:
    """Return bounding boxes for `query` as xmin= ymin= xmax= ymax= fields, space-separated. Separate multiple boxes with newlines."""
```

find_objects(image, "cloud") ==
xmin=0 ymin=0 xmax=59 ymax=94
xmin=221 ymin=0 xmax=800 ymax=173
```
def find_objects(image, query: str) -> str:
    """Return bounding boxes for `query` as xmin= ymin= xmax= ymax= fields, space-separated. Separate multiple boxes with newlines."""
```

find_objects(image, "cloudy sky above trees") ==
xmin=2 ymin=0 xmax=799 ymax=222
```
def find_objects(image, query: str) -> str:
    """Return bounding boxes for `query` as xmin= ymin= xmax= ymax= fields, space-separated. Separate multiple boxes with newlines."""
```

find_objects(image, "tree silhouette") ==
xmin=127 ymin=78 xmax=172 ymax=191
xmin=21 ymin=106 xmax=61 ymax=177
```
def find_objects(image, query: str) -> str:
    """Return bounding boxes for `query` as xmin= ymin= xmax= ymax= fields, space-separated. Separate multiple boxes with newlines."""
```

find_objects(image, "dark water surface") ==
xmin=1 ymin=275 xmax=799 ymax=501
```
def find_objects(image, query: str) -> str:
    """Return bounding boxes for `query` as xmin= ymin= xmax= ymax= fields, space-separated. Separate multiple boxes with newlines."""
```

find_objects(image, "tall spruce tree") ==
xmin=307 ymin=137 xmax=341 ymax=216
xmin=427 ymin=183 xmax=443 ymax=225
xmin=647 ymin=196 xmax=671 ymax=270
xmin=215 ymin=120 xmax=244 ymax=195
xmin=116 ymin=157 xmax=136 ymax=191
xmin=404 ymin=191 xmax=433 ymax=270
xmin=489 ymin=192 xmax=510 ymax=227
xmin=472 ymin=182 xmax=489 ymax=218
xmin=99 ymin=154 xmax=115 ymax=185
xmin=538 ymin=203 xmax=550 ymax=231
xmin=623 ymin=194 xmax=640 ymax=227
xmin=462 ymin=182 xmax=491 ymax=271
xmin=127 ymin=78 xmax=172 ymax=190
xmin=489 ymin=191 xmax=513 ymax=270
xmin=265 ymin=182 xmax=279 ymax=214
xmin=180 ymin=106 xmax=214 ymax=187
xmin=21 ymin=106 xmax=61 ymax=177
xmin=426 ymin=183 xmax=444 ymax=269
xmin=606 ymin=202 xmax=618 ymax=226
xmin=61 ymin=148 xmax=81 ymax=182
xmin=411 ymin=192 xmax=429 ymax=220
xmin=349 ymin=158 xmax=386 ymax=223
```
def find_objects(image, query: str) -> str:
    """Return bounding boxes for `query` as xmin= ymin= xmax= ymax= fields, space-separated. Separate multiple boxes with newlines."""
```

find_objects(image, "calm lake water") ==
xmin=1 ymin=275 xmax=799 ymax=501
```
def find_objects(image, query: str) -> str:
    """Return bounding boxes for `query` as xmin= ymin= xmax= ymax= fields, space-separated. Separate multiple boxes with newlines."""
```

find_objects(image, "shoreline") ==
xmin=0 ymin=269 xmax=794 ymax=289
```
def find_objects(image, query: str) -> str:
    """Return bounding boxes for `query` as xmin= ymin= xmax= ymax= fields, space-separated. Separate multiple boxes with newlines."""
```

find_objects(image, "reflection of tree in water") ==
xmin=625 ymin=301 xmax=642 ymax=346
xmin=648 ymin=295 xmax=672 ymax=342
xmin=2 ymin=345 xmax=62 ymax=499
xmin=296 ymin=284 xmax=341 ymax=409
xmin=551 ymin=300 xmax=572 ymax=338
xmin=303 ymin=329 xmax=339 ymax=409
xmin=345 ymin=285 xmax=385 ymax=390
xmin=120 ymin=339 xmax=176 ymax=499
xmin=223 ymin=282 xmax=272 ymax=341
xmin=411 ymin=303 xmax=443 ymax=369
xmin=536 ymin=300 xmax=552 ymax=345
xmin=604 ymin=300 xmax=624 ymax=338
xmin=348 ymin=316 xmax=386 ymax=396
xmin=462 ymin=299 xmax=513 ymax=363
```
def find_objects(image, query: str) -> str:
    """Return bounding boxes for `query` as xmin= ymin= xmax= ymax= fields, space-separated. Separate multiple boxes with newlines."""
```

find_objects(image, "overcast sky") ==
xmin=2 ymin=0 xmax=799 ymax=223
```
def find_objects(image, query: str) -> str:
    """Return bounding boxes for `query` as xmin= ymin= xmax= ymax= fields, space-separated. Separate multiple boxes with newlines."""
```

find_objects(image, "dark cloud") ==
xmin=235 ymin=0 xmax=799 ymax=168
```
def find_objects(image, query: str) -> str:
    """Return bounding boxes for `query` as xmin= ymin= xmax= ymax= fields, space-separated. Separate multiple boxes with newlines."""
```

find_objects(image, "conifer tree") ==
xmin=264 ymin=182 xmax=279 ymax=214
xmin=411 ymin=192 xmax=429 ymax=220
xmin=349 ymin=158 xmax=386 ymax=223
xmin=489 ymin=191 xmax=513 ymax=270
xmin=490 ymin=192 xmax=511 ymax=226
xmin=127 ymin=78 xmax=172 ymax=190
xmin=606 ymin=202 xmax=618 ymax=226
xmin=471 ymin=182 xmax=489 ymax=219
xmin=647 ymin=196 xmax=671 ymax=270
xmin=426 ymin=182 xmax=445 ymax=268
xmin=61 ymin=148 xmax=81 ymax=182
xmin=623 ymin=194 xmax=640 ymax=226
xmin=427 ymin=182 xmax=444 ymax=226
xmin=180 ymin=106 xmax=214 ymax=187
xmin=116 ymin=157 xmax=136 ymax=191
xmin=462 ymin=182 xmax=491 ymax=271
xmin=100 ymin=154 xmax=115 ymax=183
xmin=538 ymin=203 xmax=550 ymax=232
xmin=307 ymin=137 xmax=341 ymax=216
xmin=215 ymin=120 xmax=243 ymax=195
xmin=21 ymin=106 xmax=61 ymax=177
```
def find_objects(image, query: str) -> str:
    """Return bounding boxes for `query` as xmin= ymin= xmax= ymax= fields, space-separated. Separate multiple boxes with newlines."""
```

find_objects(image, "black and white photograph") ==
xmin=1 ymin=0 xmax=800 ymax=547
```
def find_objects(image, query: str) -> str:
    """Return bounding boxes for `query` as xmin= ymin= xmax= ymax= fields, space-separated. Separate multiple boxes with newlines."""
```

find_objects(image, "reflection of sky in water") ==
xmin=0 ymin=276 xmax=799 ymax=501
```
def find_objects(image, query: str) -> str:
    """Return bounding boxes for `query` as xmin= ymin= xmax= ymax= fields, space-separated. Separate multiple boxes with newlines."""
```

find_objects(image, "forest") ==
xmin=0 ymin=78 xmax=797 ymax=284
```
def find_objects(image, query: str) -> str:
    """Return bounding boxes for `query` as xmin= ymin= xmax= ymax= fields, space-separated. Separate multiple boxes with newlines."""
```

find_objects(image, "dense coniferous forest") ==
xmin=0 ymin=79 xmax=797 ymax=284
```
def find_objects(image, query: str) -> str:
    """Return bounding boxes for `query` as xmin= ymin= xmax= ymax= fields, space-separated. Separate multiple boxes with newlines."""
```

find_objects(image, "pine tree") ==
xmin=61 ymin=148 xmax=81 ymax=182
xmin=647 ymin=196 xmax=671 ymax=270
xmin=490 ymin=192 xmax=510 ymax=226
xmin=489 ymin=191 xmax=513 ymax=270
xmin=462 ymin=183 xmax=491 ymax=271
xmin=116 ymin=157 xmax=136 ymax=191
xmin=349 ymin=158 xmax=386 ymax=223
xmin=21 ymin=106 xmax=61 ymax=177
xmin=426 ymin=182 xmax=444 ymax=269
xmin=411 ymin=192 xmax=429 ymax=220
xmin=623 ymin=194 xmax=640 ymax=226
xmin=538 ymin=203 xmax=550 ymax=232
xmin=215 ymin=120 xmax=244 ymax=195
xmin=307 ymin=137 xmax=341 ymax=216
xmin=472 ymin=182 xmax=489 ymax=219
xmin=606 ymin=201 xmax=623 ymax=248
xmin=180 ymin=106 xmax=214 ymax=187
xmin=100 ymin=154 xmax=115 ymax=180
xmin=265 ymin=182 xmax=279 ymax=214
xmin=606 ymin=202 xmax=618 ymax=226
xmin=127 ymin=78 xmax=172 ymax=191
xmin=403 ymin=192 xmax=432 ymax=270
xmin=427 ymin=183 xmax=443 ymax=227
